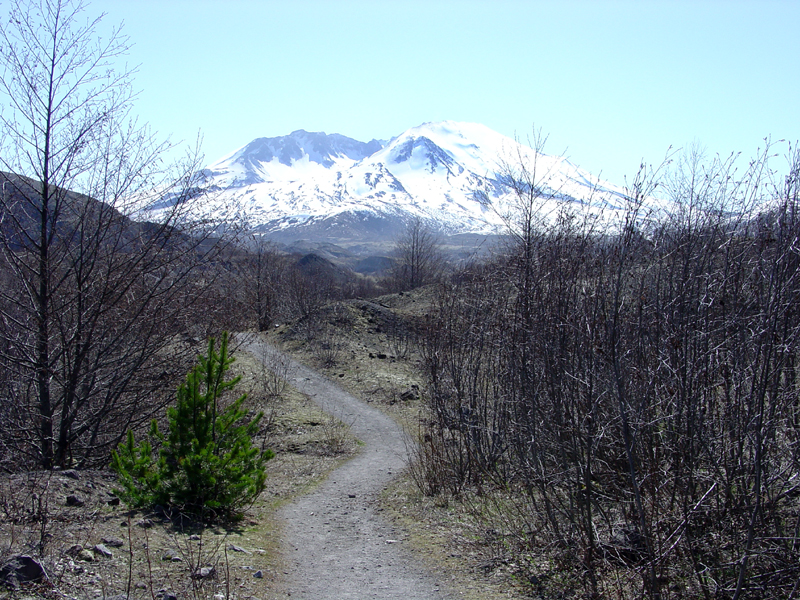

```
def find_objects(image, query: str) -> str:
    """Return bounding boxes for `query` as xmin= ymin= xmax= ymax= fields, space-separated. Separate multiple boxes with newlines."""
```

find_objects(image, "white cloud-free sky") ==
xmin=88 ymin=0 xmax=798 ymax=185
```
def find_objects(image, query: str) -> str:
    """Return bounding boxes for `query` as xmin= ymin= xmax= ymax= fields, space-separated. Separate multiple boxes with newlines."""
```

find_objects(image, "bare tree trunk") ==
xmin=0 ymin=0 xmax=236 ymax=468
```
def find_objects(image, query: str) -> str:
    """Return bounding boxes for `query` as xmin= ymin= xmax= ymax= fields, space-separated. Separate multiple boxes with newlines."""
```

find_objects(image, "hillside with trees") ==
xmin=0 ymin=0 xmax=378 ymax=472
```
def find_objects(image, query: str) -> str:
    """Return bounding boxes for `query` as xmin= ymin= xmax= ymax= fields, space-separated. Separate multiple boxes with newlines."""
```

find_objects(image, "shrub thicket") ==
xmin=416 ymin=146 xmax=800 ymax=599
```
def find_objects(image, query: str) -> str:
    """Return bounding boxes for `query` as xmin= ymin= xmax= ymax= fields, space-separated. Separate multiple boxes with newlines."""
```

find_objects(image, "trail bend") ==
xmin=238 ymin=335 xmax=452 ymax=600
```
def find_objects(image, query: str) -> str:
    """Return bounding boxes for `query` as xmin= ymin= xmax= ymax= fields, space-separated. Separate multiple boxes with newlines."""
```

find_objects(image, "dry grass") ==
xmin=381 ymin=477 xmax=535 ymax=600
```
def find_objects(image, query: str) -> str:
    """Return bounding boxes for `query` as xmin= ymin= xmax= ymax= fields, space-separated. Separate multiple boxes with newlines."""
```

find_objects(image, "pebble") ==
xmin=194 ymin=566 xmax=215 ymax=579
xmin=77 ymin=549 xmax=95 ymax=562
xmin=161 ymin=549 xmax=182 ymax=562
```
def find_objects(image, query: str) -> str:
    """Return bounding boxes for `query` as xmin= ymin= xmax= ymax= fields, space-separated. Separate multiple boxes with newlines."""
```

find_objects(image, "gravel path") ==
xmin=239 ymin=335 xmax=452 ymax=600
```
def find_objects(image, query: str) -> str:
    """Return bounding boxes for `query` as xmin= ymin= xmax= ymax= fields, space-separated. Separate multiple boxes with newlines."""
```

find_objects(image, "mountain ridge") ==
xmin=168 ymin=121 xmax=641 ymax=250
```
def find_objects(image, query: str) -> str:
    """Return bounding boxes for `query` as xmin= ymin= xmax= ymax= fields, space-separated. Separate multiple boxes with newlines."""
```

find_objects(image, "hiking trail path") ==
xmin=239 ymin=335 xmax=454 ymax=600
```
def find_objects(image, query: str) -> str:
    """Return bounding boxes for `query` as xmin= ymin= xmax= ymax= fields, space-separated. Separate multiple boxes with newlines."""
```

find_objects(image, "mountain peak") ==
xmin=186 ymin=121 xmax=631 ymax=247
xmin=206 ymin=130 xmax=385 ymax=185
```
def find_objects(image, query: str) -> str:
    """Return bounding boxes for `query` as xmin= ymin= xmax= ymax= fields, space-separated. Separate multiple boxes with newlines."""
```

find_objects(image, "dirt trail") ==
xmin=239 ymin=335 xmax=452 ymax=600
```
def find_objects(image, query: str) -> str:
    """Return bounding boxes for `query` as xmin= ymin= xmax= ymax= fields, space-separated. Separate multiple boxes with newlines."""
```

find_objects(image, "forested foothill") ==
xmin=0 ymin=169 xmax=380 ymax=472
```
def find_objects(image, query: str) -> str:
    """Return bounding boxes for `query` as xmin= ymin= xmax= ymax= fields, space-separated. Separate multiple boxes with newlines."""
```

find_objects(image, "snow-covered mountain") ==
xmin=191 ymin=121 xmax=639 ymax=245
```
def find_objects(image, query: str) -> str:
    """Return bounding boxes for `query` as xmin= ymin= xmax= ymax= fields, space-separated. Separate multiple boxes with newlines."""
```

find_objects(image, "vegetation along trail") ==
xmin=238 ymin=334 xmax=453 ymax=600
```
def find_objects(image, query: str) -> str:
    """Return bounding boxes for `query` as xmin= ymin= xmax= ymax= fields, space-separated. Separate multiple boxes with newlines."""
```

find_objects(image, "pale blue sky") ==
xmin=90 ymin=0 xmax=799 ymax=185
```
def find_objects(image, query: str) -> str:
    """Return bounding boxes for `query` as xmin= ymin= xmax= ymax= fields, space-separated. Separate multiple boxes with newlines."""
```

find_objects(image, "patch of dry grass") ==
xmin=381 ymin=477 xmax=535 ymax=600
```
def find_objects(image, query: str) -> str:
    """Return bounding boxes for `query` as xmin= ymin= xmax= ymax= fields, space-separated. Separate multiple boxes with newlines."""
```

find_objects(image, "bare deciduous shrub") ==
xmin=311 ymin=324 xmax=344 ymax=368
xmin=405 ymin=418 xmax=470 ymax=498
xmin=413 ymin=141 xmax=800 ymax=599
xmin=385 ymin=315 xmax=415 ymax=360
xmin=318 ymin=413 xmax=355 ymax=456
xmin=0 ymin=0 xmax=236 ymax=469
xmin=239 ymin=235 xmax=290 ymax=332
xmin=301 ymin=305 xmax=353 ymax=368
xmin=256 ymin=341 xmax=293 ymax=399
xmin=386 ymin=216 xmax=445 ymax=292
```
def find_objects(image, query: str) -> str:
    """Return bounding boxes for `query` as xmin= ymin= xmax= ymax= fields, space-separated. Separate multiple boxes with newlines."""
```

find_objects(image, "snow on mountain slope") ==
xmin=206 ymin=130 xmax=384 ymax=186
xmin=189 ymin=121 xmax=640 ymax=241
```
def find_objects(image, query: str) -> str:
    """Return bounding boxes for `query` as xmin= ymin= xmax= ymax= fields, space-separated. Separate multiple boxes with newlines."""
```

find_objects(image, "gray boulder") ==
xmin=0 ymin=555 xmax=49 ymax=588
